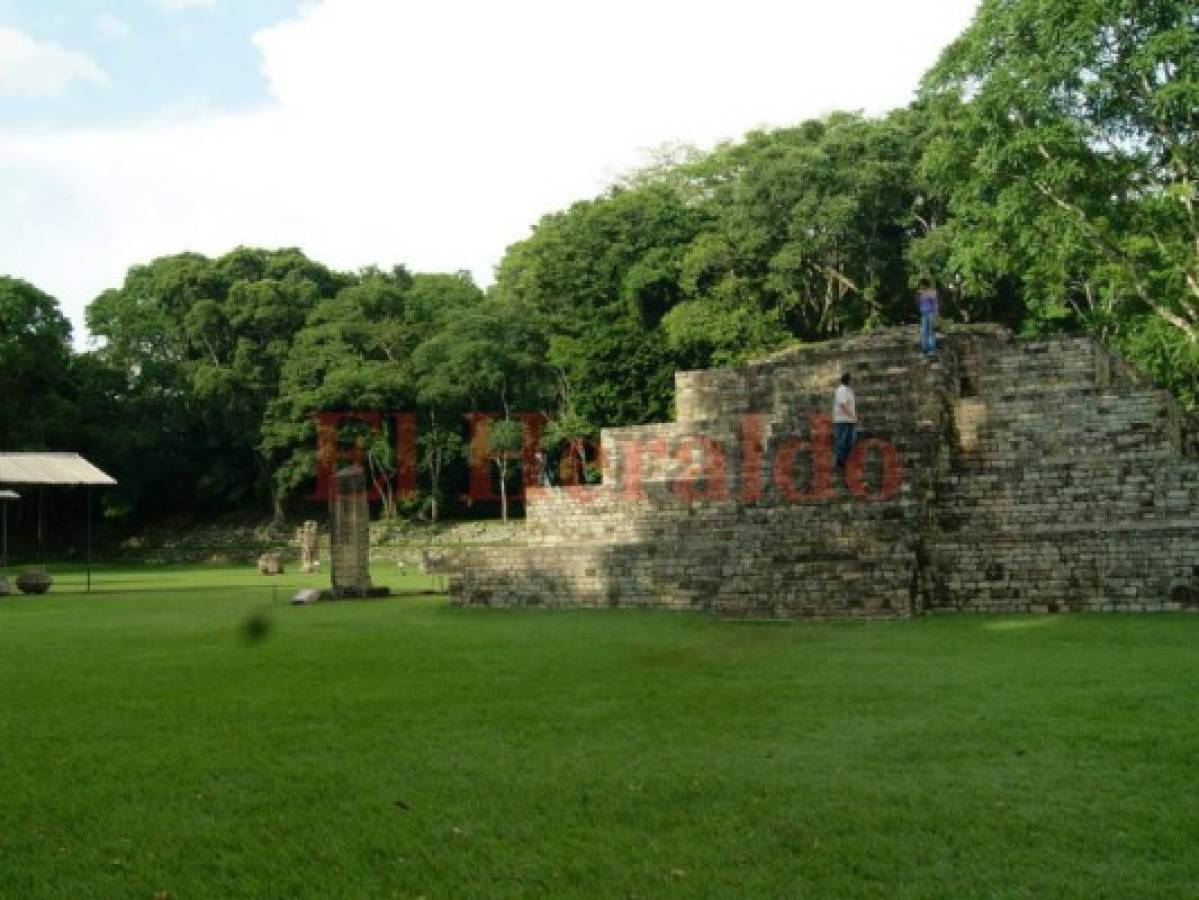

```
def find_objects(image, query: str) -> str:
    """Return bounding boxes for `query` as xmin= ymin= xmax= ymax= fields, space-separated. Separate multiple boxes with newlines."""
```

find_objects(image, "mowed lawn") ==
xmin=1 ymin=566 xmax=1197 ymax=899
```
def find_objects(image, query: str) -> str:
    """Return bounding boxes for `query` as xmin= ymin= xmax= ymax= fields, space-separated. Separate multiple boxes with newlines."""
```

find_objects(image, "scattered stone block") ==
xmin=290 ymin=588 xmax=325 ymax=605
xmin=257 ymin=552 xmax=284 ymax=576
xmin=296 ymin=520 xmax=320 ymax=574
xmin=16 ymin=569 xmax=53 ymax=595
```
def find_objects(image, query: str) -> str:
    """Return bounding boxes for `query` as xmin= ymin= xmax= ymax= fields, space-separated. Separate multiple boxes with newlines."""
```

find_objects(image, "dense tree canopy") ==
xmin=86 ymin=248 xmax=350 ymax=519
xmin=0 ymin=276 xmax=75 ymax=449
xmin=262 ymin=268 xmax=486 ymax=514
xmin=2 ymin=0 xmax=1195 ymax=527
xmin=918 ymin=0 xmax=1199 ymax=399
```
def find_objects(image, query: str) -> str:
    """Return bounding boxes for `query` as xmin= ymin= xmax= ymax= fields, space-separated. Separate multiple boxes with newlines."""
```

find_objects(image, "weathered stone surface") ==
xmin=290 ymin=588 xmax=325 ymax=605
xmin=257 ymin=552 xmax=284 ymax=576
xmin=16 ymin=568 xmax=53 ymax=595
xmin=296 ymin=520 xmax=320 ymax=574
xmin=329 ymin=465 xmax=389 ymax=598
xmin=433 ymin=325 xmax=1199 ymax=617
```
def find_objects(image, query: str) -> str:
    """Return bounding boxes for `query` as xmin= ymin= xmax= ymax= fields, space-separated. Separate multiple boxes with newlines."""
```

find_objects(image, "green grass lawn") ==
xmin=1 ymin=565 xmax=1197 ymax=899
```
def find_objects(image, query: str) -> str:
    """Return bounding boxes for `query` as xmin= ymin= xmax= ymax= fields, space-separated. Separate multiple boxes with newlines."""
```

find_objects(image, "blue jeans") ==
xmin=833 ymin=423 xmax=856 ymax=470
xmin=921 ymin=310 xmax=936 ymax=355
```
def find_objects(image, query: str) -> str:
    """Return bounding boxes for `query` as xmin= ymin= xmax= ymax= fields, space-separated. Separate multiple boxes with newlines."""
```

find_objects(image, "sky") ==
xmin=0 ymin=0 xmax=980 ymax=346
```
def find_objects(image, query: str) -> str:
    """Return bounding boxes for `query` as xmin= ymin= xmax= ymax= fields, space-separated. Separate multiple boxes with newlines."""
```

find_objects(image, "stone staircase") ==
xmin=927 ymin=332 xmax=1199 ymax=612
xmin=438 ymin=325 xmax=1199 ymax=616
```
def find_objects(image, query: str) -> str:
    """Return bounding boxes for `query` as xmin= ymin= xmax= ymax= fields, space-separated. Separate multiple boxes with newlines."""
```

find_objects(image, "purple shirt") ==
xmin=917 ymin=289 xmax=938 ymax=314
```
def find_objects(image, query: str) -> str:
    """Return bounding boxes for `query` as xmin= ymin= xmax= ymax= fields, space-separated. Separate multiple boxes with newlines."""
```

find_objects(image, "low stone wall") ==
xmin=436 ymin=325 xmax=1199 ymax=616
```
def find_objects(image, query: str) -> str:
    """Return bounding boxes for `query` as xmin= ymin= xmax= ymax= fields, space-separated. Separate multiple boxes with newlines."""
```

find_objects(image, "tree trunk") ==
xmin=256 ymin=451 xmax=285 ymax=526
xmin=497 ymin=458 xmax=509 ymax=522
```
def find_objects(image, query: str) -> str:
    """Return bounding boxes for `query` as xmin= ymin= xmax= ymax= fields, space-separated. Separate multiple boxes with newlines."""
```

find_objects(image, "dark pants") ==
xmin=921 ymin=309 xmax=937 ymax=355
xmin=834 ymin=422 xmax=856 ymax=470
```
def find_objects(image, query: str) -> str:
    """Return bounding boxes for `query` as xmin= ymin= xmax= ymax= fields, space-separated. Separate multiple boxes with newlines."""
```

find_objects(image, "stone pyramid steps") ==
xmin=434 ymin=324 xmax=1199 ymax=617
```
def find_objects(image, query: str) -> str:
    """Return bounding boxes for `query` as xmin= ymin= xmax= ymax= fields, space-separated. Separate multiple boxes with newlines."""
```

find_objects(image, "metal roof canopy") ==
xmin=0 ymin=453 xmax=117 ymax=486
xmin=0 ymin=454 xmax=115 ymax=591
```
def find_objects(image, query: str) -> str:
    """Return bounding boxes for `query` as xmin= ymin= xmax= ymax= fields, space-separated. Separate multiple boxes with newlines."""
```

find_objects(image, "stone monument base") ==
xmin=327 ymin=585 xmax=391 ymax=600
xmin=291 ymin=586 xmax=391 ymax=604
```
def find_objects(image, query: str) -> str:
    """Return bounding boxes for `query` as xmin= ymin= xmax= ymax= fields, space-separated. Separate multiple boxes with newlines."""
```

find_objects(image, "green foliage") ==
xmin=263 ymin=269 xmax=484 ymax=508
xmin=0 ymin=276 xmax=75 ymax=450
xmin=87 ymin=248 xmax=350 ymax=519
xmin=540 ymin=408 xmax=596 ymax=450
xmin=12 ymin=0 xmax=1198 ymax=534
xmin=488 ymin=418 xmax=524 ymax=454
xmin=493 ymin=184 xmax=708 ymax=426
xmin=919 ymin=0 xmax=1199 ymax=395
xmin=411 ymin=301 xmax=548 ymax=414
xmin=416 ymin=415 xmax=465 ymax=522
xmin=661 ymin=299 xmax=791 ymax=368
xmin=490 ymin=112 xmax=938 ymax=429
xmin=484 ymin=418 xmax=526 ymax=522
xmin=675 ymin=113 xmax=922 ymax=337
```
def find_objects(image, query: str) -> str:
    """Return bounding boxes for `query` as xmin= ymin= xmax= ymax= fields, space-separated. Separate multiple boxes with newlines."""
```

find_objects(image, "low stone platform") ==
xmin=431 ymin=325 xmax=1199 ymax=617
xmin=290 ymin=586 xmax=391 ymax=605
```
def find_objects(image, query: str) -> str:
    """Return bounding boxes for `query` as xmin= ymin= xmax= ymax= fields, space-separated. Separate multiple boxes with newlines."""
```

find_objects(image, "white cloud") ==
xmin=0 ymin=0 xmax=980 ymax=345
xmin=97 ymin=14 xmax=132 ymax=40
xmin=150 ymin=0 xmax=216 ymax=11
xmin=0 ymin=27 xmax=109 ymax=98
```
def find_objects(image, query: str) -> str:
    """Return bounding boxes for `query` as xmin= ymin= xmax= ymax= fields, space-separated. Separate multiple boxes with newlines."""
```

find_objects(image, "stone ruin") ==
xmin=296 ymin=520 xmax=320 ymax=574
xmin=328 ymin=464 xmax=388 ymax=599
xmin=257 ymin=551 xmax=284 ymax=576
xmin=433 ymin=325 xmax=1199 ymax=617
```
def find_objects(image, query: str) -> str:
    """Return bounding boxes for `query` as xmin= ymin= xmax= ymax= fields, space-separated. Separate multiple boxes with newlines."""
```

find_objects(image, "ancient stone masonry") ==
xmin=435 ymin=325 xmax=1199 ymax=616
xmin=329 ymin=465 xmax=388 ymax=599
xmin=296 ymin=520 xmax=320 ymax=574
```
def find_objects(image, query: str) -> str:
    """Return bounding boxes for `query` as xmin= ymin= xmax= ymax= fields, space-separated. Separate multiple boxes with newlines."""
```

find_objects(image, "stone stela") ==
xmin=328 ymin=465 xmax=388 ymax=599
xmin=297 ymin=520 xmax=320 ymax=574
xmin=428 ymin=325 xmax=1199 ymax=617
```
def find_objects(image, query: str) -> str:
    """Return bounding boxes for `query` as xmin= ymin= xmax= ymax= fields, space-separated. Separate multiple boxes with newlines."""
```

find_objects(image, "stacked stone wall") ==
xmin=330 ymin=465 xmax=374 ymax=596
xmin=437 ymin=325 xmax=1199 ymax=617
xmin=926 ymin=333 xmax=1199 ymax=613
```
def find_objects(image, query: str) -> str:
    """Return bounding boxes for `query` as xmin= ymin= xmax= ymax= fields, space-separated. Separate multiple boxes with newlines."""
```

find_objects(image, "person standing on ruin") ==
xmin=535 ymin=448 xmax=553 ymax=487
xmin=832 ymin=372 xmax=857 ymax=472
xmin=917 ymin=277 xmax=939 ymax=356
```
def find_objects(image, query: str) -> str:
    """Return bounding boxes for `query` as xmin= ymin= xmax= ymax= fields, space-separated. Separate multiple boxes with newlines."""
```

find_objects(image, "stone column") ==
xmin=330 ymin=465 xmax=374 ymax=596
xmin=298 ymin=520 xmax=320 ymax=573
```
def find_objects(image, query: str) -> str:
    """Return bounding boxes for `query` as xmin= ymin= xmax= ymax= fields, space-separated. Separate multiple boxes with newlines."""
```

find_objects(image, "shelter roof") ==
xmin=0 ymin=453 xmax=117 ymax=486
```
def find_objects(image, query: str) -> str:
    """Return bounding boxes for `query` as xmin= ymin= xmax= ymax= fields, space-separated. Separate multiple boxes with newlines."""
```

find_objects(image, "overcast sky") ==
xmin=0 ymin=0 xmax=980 ymax=346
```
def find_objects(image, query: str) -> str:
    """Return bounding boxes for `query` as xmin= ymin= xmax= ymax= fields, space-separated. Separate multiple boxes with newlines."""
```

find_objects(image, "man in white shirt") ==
xmin=832 ymin=373 xmax=857 ymax=472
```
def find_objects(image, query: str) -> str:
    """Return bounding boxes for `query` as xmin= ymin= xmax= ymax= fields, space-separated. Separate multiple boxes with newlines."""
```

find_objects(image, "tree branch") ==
xmin=1032 ymin=163 xmax=1199 ymax=342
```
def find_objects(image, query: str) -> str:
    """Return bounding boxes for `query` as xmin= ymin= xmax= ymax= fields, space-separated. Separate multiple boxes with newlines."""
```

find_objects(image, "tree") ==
xmin=660 ymin=299 xmax=790 ymax=368
xmin=540 ymin=408 xmax=598 ymax=486
xmin=492 ymin=183 xmax=708 ymax=426
xmin=262 ymin=269 xmax=483 ymax=513
xmin=487 ymin=418 xmax=524 ymax=522
xmin=0 ymin=276 xmax=76 ymax=450
xmin=88 ymin=248 xmax=350 ymax=520
xmin=412 ymin=302 xmax=548 ymax=520
xmin=411 ymin=302 xmax=548 ymax=417
xmin=415 ymin=415 xmax=463 ymax=523
xmin=919 ymin=0 xmax=1199 ymax=383
xmin=673 ymin=113 xmax=924 ymax=338
xmin=263 ymin=268 xmax=496 ymax=519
